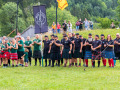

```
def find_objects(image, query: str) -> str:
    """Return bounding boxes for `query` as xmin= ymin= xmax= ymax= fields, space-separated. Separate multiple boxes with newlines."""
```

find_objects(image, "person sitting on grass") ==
xmin=22 ymin=48 xmax=29 ymax=67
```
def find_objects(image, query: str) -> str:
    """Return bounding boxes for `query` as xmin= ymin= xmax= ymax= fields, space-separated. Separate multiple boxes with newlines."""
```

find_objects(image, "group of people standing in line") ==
xmin=51 ymin=18 xmax=93 ymax=34
xmin=0 ymin=32 xmax=120 ymax=68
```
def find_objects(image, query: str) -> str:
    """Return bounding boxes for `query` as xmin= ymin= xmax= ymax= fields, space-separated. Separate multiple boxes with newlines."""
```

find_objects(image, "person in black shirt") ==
xmin=104 ymin=35 xmax=114 ymax=67
xmin=73 ymin=33 xmax=83 ymax=67
xmin=68 ymin=33 xmax=75 ymax=66
xmin=80 ymin=35 xmax=86 ymax=67
xmin=49 ymin=35 xmax=61 ymax=67
xmin=101 ymin=34 xmax=107 ymax=67
xmin=61 ymin=35 xmax=72 ymax=67
xmin=62 ymin=20 xmax=67 ymax=34
xmin=79 ymin=19 xmax=83 ymax=31
xmin=43 ymin=35 xmax=50 ymax=67
xmin=84 ymin=33 xmax=93 ymax=67
xmin=91 ymin=35 xmax=101 ymax=67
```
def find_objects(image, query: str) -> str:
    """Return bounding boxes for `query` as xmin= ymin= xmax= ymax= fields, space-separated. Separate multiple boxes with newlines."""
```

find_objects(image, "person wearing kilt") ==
xmin=16 ymin=36 xmax=24 ymax=67
xmin=105 ymin=35 xmax=114 ymax=67
xmin=101 ymin=34 xmax=107 ymax=67
xmin=24 ymin=36 xmax=32 ymax=66
xmin=1 ymin=40 xmax=9 ymax=68
xmin=114 ymin=33 xmax=120 ymax=66
xmin=0 ymin=45 xmax=2 ymax=67
xmin=61 ymin=35 xmax=72 ymax=67
xmin=43 ymin=35 xmax=51 ymax=67
xmin=91 ymin=35 xmax=102 ymax=67
xmin=32 ymin=34 xmax=41 ymax=66
xmin=84 ymin=33 xmax=93 ymax=67
xmin=80 ymin=35 xmax=86 ymax=67
xmin=49 ymin=35 xmax=61 ymax=67
xmin=68 ymin=33 xmax=75 ymax=66
xmin=5 ymin=39 xmax=11 ymax=66
xmin=10 ymin=39 xmax=18 ymax=67
xmin=73 ymin=33 xmax=83 ymax=67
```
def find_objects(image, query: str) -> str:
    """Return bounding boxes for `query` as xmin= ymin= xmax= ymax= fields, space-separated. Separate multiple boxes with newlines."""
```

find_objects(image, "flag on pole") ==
xmin=57 ymin=0 xmax=68 ymax=10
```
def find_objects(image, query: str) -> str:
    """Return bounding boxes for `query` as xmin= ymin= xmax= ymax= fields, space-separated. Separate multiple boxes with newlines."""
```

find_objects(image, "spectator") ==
xmin=62 ymin=20 xmax=67 ymax=34
xmin=76 ymin=20 xmax=80 ymax=31
xmin=57 ymin=22 xmax=61 ymax=34
xmin=67 ymin=21 xmax=72 ymax=33
xmin=89 ymin=21 xmax=93 ymax=30
xmin=52 ymin=22 xmax=56 ymax=34
xmin=79 ymin=19 xmax=83 ymax=31
xmin=111 ymin=22 xmax=115 ymax=29
xmin=84 ymin=18 xmax=89 ymax=30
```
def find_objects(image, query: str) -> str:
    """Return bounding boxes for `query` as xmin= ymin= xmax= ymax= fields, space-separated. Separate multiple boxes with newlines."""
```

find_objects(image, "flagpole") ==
xmin=56 ymin=0 xmax=57 ymax=35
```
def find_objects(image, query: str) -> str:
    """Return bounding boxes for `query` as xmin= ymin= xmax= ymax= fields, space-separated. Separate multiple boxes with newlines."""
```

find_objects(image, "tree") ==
xmin=0 ymin=2 xmax=27 ymax=36
xmin=116 ymin=0 xmax=120 ymax=20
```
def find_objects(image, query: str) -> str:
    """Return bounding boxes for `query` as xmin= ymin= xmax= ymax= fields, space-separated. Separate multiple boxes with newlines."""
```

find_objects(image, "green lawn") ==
xmin=1 ymin=29 xmax=120 ymax=90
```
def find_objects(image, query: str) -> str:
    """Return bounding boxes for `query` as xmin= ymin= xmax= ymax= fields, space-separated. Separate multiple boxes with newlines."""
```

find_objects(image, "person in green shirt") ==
xmin=32 ymin=34 xmax=41 ymax=66
xmin=22 ymin=48 xmax=29 ymax=67
xmin=10 ymin=38 xmax=18 ymax=67
xmin=16 ymin=36 xmax=24 ymax=67
xmin=24 ymin=36 xmax=32 ymax=66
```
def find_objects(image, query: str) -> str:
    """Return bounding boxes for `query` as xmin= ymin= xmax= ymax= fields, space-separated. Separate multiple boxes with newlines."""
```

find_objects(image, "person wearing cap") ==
xmin=73 ymin=33 xmax=83 ymax=67
xmin=16 ymin=35 xmax=24 ymax=67
xmin=32 ymin=34 xmax=41 ymax=66
xmin=114 ymin=33 xmax=120 ymax=66
xmin=84 ymin=33 xmax=93 ymax=67
xmin=24 ymin=36 xmax=32 ymax=66
xmin=49 ymin=35 xmax=61 ymax=67
xmin=101 ymin=34 xmax=107 ymax=67
xmin=104 ymin=35 xmax=114 ymax=67
xmin=91 ymin=35 xmax=102 ymax=67
xmin=80 ymin=35 xmax=86 ymax=67
xmin=10 ymin=38 xmax=18 ymax=67
xmin=43 ymin=35 xmax=51 ymax=67
xmin=60 ymin=34 xmax=66 ymax=65
xmin=61 ymin=35 xmax=72 ymax=67
xmin=68 ymin=33 xmax=75 ymax=66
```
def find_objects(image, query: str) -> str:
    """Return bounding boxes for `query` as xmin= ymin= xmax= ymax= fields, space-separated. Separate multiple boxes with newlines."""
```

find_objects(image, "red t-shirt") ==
xmin=57 ymin=24 xmax=61 ymax=29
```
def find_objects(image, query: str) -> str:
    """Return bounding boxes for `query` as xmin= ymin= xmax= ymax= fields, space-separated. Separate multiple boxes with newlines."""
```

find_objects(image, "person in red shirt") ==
xmin=57 ymin=22 xmax=61 ymax=34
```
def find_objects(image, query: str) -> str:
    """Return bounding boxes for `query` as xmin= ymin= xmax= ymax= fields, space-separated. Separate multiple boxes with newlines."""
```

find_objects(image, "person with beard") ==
xmin=61 ymin=35 xmax=72 ymax=67
xmin=79 ymin=35 xmax=86 ymax=67
xmin=104 ymin=35 xmax=114 ymax=67
xmin=84 ymin=33 xmax=93 ymax=67
xmin=101 ymin=34 xmax=107 ymax=67
xmin=73 ymin=33 xmax=83 ymax=67
xmin=91 ymin=35 xmax=102 ymax=67
xmin=114 ymin=33 xmax=120 ymax=66
xmin=43 ymin=35 xmax=51 ymax=67
xmin=24 ymin=36 xmax=32 ymax=66
xmin=60 ymin=34 xmax=66 ymax=65
xmin=50 ymin=35 xmax=61 ymax=67
xmin=33 ymin=34 xmax=41 ymax=66
xmin=68 ymin=33 xmax=75 ymax=66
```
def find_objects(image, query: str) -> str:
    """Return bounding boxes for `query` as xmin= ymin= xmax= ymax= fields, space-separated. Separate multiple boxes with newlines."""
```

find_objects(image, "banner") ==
xmin=33 ymin=5 xmax=48 ymax=34
xmin=57 ymin=0 xmax=68 ymax=10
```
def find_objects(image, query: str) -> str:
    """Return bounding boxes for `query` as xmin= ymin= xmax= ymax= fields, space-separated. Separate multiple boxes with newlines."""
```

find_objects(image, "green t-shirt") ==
xmin=11 ymin=44 xmax=17 ymax=53
xmin=24 ymin=41 xmax=32 ymax=50
xmin=24 ymin=52 xmax=28 ymax=60
xmin=1 ymin=44 xmax=7 ymax=51
xmin=33 ymin=39 xmax=41 ymax=51
xmin=7 ymin=43 xmax=11 ymax=52
xmin=18 ymin=40 xmax=24 ymax=51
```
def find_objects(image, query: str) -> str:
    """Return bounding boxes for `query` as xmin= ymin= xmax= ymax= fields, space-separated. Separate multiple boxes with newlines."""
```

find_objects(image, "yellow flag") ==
xmin=57 ymin=0 xmax=68 ymax=10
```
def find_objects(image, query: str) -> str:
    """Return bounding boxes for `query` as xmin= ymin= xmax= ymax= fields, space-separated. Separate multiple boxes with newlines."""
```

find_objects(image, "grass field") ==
xmin=1 ymin=29 xmax=120 ymax=90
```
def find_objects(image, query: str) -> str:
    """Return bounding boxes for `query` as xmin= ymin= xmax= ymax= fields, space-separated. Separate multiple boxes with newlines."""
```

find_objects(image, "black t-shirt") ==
xmin=101 ymin=39 xmax=106 ymax=51
xmin=92 ymin=40 xmax=102 ymax=51
xmin=79 ymin=21 xmax=83 ymax=27
xmin=51 ymin=40 xmax=61 ymax=53
xmin=61 ymin=38 xmax=65 ymax=44
xmin=114 ymin=38 xmax=120 ymax=53
xmin=43 ymin=40 xmax=50 ymax=50
xmin=69 ymin=37 xmax=74 ymax=49
xmin=62 ymin=23 xmax=67 ymax=30
xmin=74 ymin=38 xmax=82 ymax=50
xmin=106 ymin=40 xmax=114 ymax=51
xmin=82 ymin=38 xmax=86 ymax=51
xmin=85 ymin=39 xmax=93 ymax=51
xmin=63 ymin=40 xmax=72 ymax=49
